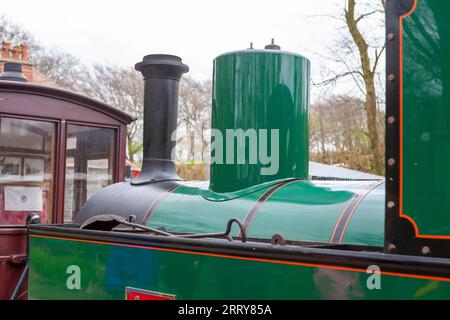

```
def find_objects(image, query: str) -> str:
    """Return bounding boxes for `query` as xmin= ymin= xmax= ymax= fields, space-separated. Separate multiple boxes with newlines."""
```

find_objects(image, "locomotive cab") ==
xmin=0 ymin=60 xmax=133 ymax=299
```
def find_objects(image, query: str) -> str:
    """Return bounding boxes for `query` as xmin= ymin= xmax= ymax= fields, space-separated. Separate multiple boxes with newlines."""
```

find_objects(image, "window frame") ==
xmin=0 ymin=114 xmax=59 ymax=226
xmin=0 ymin=82 xmax=132 ymax=226
xmin=62 ymin=121 xmax=119 ymax=222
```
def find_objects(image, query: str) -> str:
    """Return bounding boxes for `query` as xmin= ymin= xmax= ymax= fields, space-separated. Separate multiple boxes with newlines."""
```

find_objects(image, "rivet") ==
xmin=422 ymin=246 xmax=431 ymax=255
xmin=387 ymin=201 xmax=395 ymax=208
xmin=388 ymin=33 xmax=395 ymax=41
xmin=387 ymin=116 xmax=396 ymax=125
xmin=388 ymin=158 xmax=396 ymax=166
xmin=388 ymin=74 xmax=396 ymax=82
xmin=388 ymin=243 xmax=396 ymax=252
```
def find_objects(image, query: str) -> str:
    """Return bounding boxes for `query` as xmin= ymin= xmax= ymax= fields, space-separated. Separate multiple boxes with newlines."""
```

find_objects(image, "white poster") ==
xmin=0 ymin=156 xmax=22 ymax=182
xmin=23 ymin=158 xmax=45 ymax=182
xmin=4 ymin=186 xmax=43 ymax=211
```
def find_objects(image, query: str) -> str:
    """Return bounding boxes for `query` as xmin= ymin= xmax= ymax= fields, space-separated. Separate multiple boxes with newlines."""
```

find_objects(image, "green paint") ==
xmin=402 ymin=0 xmax=450 ymax=236
xmin=246 ymin=181 xmax=382 ymax=244
xmin=192 ymin=178 xmax=292 ymax=202
xmin=150 ymin=179 xmax=384 ymax=245
xmin=343 ymin=183 xmax=385 ymax=247
xmin=28 ymin=236 xmax=450 ymax=300
xmin=210 ymin=50 xmax=310 ymax=193
xmin=149 ymin=181 xmax=267 ymax=235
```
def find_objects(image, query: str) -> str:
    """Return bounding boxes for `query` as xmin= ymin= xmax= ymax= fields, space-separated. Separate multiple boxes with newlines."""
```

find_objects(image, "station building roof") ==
xmin=309 ymin=161 xmax=383 ymax=180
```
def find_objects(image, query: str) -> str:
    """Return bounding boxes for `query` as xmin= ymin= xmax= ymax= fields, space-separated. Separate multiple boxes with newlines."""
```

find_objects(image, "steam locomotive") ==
xmin=26 ymin=0 xmax=450 ymax=299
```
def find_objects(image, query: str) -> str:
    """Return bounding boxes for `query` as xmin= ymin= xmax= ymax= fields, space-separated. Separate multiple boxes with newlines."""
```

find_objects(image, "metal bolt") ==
xmin=387 ymin=116 xmax=396 ymax=125
xmin=387 ymin=201 xmax=395 ymax=208
xmin=388 ymin=243 xmax=396 ymax=252
xmin=388 ymin=158 xmax=396 ymax=166
xmin=388 ymin=33 xmax=395 ymax=41
xmin=422 ymin=246 xmax=431 ymax=255
xmin=388 ymin=74 xmax=396 ymax=82
xmin=271 ymin=234 xmax=286 ymax=246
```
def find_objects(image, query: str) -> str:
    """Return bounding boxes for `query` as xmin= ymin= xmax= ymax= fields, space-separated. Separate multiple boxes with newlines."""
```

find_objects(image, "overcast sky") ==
xmin=1 ymin=0 xmax=381 ymax=102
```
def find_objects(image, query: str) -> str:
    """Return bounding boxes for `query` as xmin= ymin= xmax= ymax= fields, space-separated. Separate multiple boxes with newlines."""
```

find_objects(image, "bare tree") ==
xmin=76 ymin=64 xmax=144 ymax=163
xmin=31 ymin=49 xmax=82 ymax=90
xmin=310 ymin=95 xmax=381 ymax=173
xmin=177 ymin=76 xmax=212 ymax=163
xmin=344 ymin=0 xmax=385 ymax=174
xmin=0 ymin=15 xmax=85 ymax=91
xmin=0 ymin=15 xmax=39 ymax=50
xmin=314 ymin=0 xmax=386 ymax=174
xmin=0 ymin=14 xmax=214 ymax=174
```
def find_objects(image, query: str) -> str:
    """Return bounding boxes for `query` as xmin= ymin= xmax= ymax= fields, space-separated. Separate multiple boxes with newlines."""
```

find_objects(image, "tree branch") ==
xmin=372 ymin=44 xmax=386 ymax=74
xmin=313 ymin=70 xmax=363 ymax=87
xmin=355 ymin=10 xmax=383 ymax=24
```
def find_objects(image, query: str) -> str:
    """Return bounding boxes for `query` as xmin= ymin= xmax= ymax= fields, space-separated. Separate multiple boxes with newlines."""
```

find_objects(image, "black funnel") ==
xmin=0 ymin=62 xmax=28 ymax=82
xmin=132 ymin=54 xmax=189 ymax=185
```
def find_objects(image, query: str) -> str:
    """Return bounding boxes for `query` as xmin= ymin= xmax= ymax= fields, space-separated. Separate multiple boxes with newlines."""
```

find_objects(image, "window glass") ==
xmin=0 ymin=117 xmax=56 ymax=225
xmin=64 ymin=124 xmax=116 ymax=222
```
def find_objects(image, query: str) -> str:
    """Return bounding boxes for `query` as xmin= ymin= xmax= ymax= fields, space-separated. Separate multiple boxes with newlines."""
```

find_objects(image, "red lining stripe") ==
xmin=141 ymin=183 xmax=184 ymax=224
xmin=238 ymin=179 xmax=299 ymax=236
xmin=398 ymin=0 xmax=450 ymax=239
xmin=329 ymin=193 xmax=359 ymax=243
xmin=30 ymin=234 xmax=450 ymax=283
xmin=338 ymin=181 xmax=385 ymax=242
xmin=329 ymin=181 xmax=384 ymax=244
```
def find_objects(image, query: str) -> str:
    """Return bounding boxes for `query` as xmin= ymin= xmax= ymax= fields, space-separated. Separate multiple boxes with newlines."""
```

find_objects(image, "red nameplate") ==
xmin=125 ymin=287 xmax=175 ymax=300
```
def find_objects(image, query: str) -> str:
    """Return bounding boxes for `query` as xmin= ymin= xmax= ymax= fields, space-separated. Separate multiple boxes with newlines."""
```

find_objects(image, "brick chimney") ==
xmin=0 ymin=40 xmax=34 ymax=82
xmin=2 ymin=41 xmax=9 ymax=58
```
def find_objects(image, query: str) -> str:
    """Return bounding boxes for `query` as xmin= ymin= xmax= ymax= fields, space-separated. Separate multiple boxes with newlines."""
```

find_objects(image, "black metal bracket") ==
xmin=80 ymin=214 xmax=247 ymax=243
xmin=181 ymin=218 xmax=247 ymax=243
